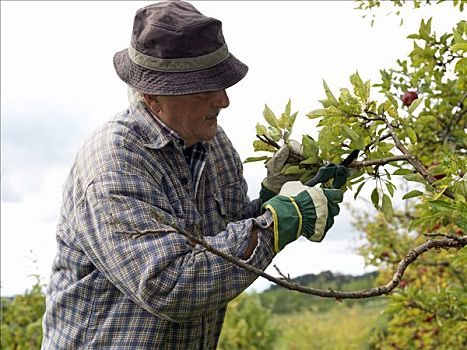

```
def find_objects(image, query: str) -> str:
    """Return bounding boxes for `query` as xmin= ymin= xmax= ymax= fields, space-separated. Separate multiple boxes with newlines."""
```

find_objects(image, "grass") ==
xmin=271 ymin=302 xmax=385 ymax=350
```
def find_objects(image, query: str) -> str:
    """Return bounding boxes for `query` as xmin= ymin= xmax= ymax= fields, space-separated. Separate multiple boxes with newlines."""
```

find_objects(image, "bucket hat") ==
xmin=113 ymin=1 xmax=248 ymax=95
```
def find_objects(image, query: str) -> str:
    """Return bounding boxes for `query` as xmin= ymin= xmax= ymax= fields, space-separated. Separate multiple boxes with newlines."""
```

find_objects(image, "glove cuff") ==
xmin=259 ymin=182 xmax=277 ymax=204
xmin=261 ymin=196 xmax=302 ymax=253
xmin=294 ymin=190 xmax=329 ymax=242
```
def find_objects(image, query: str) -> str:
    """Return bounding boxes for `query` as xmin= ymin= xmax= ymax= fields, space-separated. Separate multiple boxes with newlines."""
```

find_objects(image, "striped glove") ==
xmin=262 ymin=181 xmax=343 ymax=252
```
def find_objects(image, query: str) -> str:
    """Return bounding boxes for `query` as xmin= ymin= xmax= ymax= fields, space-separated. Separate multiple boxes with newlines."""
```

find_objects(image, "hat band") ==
xmin=128 ymin=44 xmax=230 ymax=73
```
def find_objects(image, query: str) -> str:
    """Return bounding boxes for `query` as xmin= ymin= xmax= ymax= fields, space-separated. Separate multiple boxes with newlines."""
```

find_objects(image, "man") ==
xmin=41 ymin=1 xmax=343 ymax=349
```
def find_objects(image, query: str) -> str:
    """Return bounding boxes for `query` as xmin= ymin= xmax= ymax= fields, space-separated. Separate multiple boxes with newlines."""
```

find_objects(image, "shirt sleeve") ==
xmin=76 ymin=170 xmax=276 ymax=323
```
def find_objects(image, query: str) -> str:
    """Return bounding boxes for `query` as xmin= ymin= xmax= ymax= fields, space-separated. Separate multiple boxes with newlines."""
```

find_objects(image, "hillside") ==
xmin=258 ymin=270 xmax=383 ymax=314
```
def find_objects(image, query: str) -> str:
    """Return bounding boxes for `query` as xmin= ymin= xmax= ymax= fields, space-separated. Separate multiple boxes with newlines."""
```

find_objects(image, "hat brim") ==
xmin=113 ymin=49 xmax=248 ymax=95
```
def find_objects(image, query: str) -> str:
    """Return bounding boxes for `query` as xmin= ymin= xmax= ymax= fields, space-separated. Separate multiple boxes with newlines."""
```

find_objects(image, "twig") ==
xmin=256 ymin=134 xmax=280 ymax=149
xmin=273 ymin=264 xmax=291 ymax=281
xmin=256 ymin=134 xmax=304 ymax=162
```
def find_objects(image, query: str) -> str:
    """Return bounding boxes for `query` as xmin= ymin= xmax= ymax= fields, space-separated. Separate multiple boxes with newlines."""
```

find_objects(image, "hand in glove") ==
xmin=262 ymin=181 xmax=343 ymax=252
xmin=259 ymin=140 xmax=303 ymax=203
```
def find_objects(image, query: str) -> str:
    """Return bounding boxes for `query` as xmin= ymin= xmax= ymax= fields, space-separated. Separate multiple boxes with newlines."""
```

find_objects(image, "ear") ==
xmin=143 ymin=94 xmax=162 ymax=113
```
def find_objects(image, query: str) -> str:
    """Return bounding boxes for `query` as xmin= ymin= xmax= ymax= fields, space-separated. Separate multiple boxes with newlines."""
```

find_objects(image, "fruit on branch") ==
xmin=399 ymin=279 xmax=410 ymax=288
xmin=380 ymin=251 xmax=390 ymax=259
xmin=418 ymin=267 xmax=428 ymax=274
xmin=433 ymin=174 xmax=446 ymax=180
xmin=402 ymin=91 xmax=418 ymax=107
xmin=423 ymin=315 xmax=434 ymax=323
xmin=426 ymin=223 xmax=441 ymax=233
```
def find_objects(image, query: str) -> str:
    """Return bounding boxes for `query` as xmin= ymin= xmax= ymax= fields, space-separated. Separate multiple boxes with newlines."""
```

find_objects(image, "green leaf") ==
xmin=382 ymin=194 xmax=394 ymax=220
xmin=453 ymin=27 xmax=465 ymax=44
xmin=342 ymin=125 xmax=364 ymax=149
xmin=278 ymin=114 xmax=287 ymax=129
xmin=244 ymin=156 xmax=269 ymax=163
xmin=451 ymin=42 xmax=467 ymax=52
xmin=287 ymin=111 xmax=298 ymax=133
xmin=299 ymin=169 xmax=317 ymax=184
xmin=282 ymin=165 xmax=303 ymax=175
xmin=302 ymin=135 xmax=319 ymax=157
xmin=378 ymin=142 xmax=394 ymax=152
xmin=255 ymin=123 xmax=268 ymax=136
xmin=285 ymin=99 xmax=291 ymax=117
xmin=393 ymin=169 xmax=414 ymax=175
xmin=354 ymin=181 xmax=366 ymax=200
xmin=404 ymin=173 xmax=426 ymax=184
xmin=406 ymin=127 xmax=418 ymax=144
xmin=350 ymin=71 xmax=367 ymax=101
xmin=300 ymin=156 xmax=320 ymax=165
xmin=263 ymin=105 xmax=278 ymax=127
xmin=428 ymin=200 xmax=453 ymax=211
xmin=371 ymin=188 xmax=379 ymax=209
xmin=454 ymin=57 xmax=467 ymax=74
xmin=323 ymin=80 xmax=339 ymax=107
xmin=402 ymin=190 xmax=424 ymax=199
xmin=408 ymin=97 xmax=423 ymax=114
xmin=253 ymin=140 xmax=276 ymax=153
xmin=382 ymin=100 xmax=399 ymax=119
xmin=306 ymin=109 xmax=329 ymax=119
xmin=385 ymin=181 xmax=395 ymax=197
xmin=384 ymin=91 xmax=399 ymax=109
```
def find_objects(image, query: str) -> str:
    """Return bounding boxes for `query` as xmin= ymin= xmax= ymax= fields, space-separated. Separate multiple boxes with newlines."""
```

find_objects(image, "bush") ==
xmin=218 ymin=292 xmax=280 ymax=350
xmin=1 ymin=279 xmax=45 ymax=350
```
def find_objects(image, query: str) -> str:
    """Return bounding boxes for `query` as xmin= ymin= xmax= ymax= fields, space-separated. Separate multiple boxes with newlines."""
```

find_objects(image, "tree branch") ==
xmin=381 ymin=114 xmax=456 ymax=199
xmin=349 ymin=155 xmax=408 ymax=168
xmin=177 ymin=224 xmax=466 ymax=299
xmin=256 ymin=135 xmax=408 ymax=168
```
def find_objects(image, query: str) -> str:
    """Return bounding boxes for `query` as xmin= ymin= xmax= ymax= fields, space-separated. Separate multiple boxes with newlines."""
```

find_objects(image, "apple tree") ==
xmin=242 ymin=1 xmax=466 ymax=348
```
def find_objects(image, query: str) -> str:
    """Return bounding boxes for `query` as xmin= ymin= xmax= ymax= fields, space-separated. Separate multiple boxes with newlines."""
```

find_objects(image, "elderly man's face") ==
xmin=145 ymin=90 xmax=230 ymax=147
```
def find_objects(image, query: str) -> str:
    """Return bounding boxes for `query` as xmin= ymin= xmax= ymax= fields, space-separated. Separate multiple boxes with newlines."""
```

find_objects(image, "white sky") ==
xmin=1 ymin=1 xmax=463 ymax=296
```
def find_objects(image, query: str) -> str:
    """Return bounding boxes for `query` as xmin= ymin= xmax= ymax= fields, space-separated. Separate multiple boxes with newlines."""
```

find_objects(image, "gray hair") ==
xmin=127 ymin=86 xmax=149 ymax=108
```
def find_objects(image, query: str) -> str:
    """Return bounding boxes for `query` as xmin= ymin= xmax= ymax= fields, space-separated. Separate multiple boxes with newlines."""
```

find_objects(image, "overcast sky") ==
xmin=1 ymin=1 xmax=462 ymax=296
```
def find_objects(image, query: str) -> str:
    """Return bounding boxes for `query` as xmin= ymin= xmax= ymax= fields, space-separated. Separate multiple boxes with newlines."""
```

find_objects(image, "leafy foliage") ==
xmin=218 ymin=293 xmax=280 ymax=350
xmin=1 ymin=278 xmax=45 ymax=350
xmin=246 ymin=0 xmax=466 ymax=348
xmin=220 ymin=272 xmax=387 ymax=349
xmin=354 ymin=209 xmax=467 ymax=349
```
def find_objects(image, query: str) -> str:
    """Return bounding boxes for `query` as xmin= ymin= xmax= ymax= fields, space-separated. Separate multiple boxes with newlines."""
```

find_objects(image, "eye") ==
xmin=193 ymin=92 xmax=210 ymax=100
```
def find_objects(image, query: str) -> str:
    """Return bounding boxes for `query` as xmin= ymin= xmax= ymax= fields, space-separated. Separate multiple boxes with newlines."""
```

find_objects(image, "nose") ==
xmin=213 ymin=90 xmax=230 ymax=109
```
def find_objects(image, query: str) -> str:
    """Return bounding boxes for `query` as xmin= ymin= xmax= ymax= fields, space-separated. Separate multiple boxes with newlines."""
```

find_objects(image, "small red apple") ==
xmin=399 ymin=279 xmax=409 ymax=288
xmin=380 ymin=251 xmax=390 ymax=259
xmin=402 ymin=91 xmax=418 ymax=107
xmin=423 ymin=315 xmax=434 ymax=323
xmin=418 ymin=267 xmax=428 ymax=274
xmin=433 ymin=174 xmax=446 ymax=180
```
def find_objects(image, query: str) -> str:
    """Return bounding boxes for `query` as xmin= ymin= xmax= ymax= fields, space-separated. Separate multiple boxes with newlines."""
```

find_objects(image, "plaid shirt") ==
xmin=42 ymin=103 xmax=276 ymax=349
xmin=150 ymin=109 xmax=207 ymax=194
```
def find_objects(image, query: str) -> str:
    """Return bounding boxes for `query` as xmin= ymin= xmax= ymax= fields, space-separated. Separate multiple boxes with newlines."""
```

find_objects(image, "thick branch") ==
xmin=178 ymin=225 xmax=466 ymax=299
